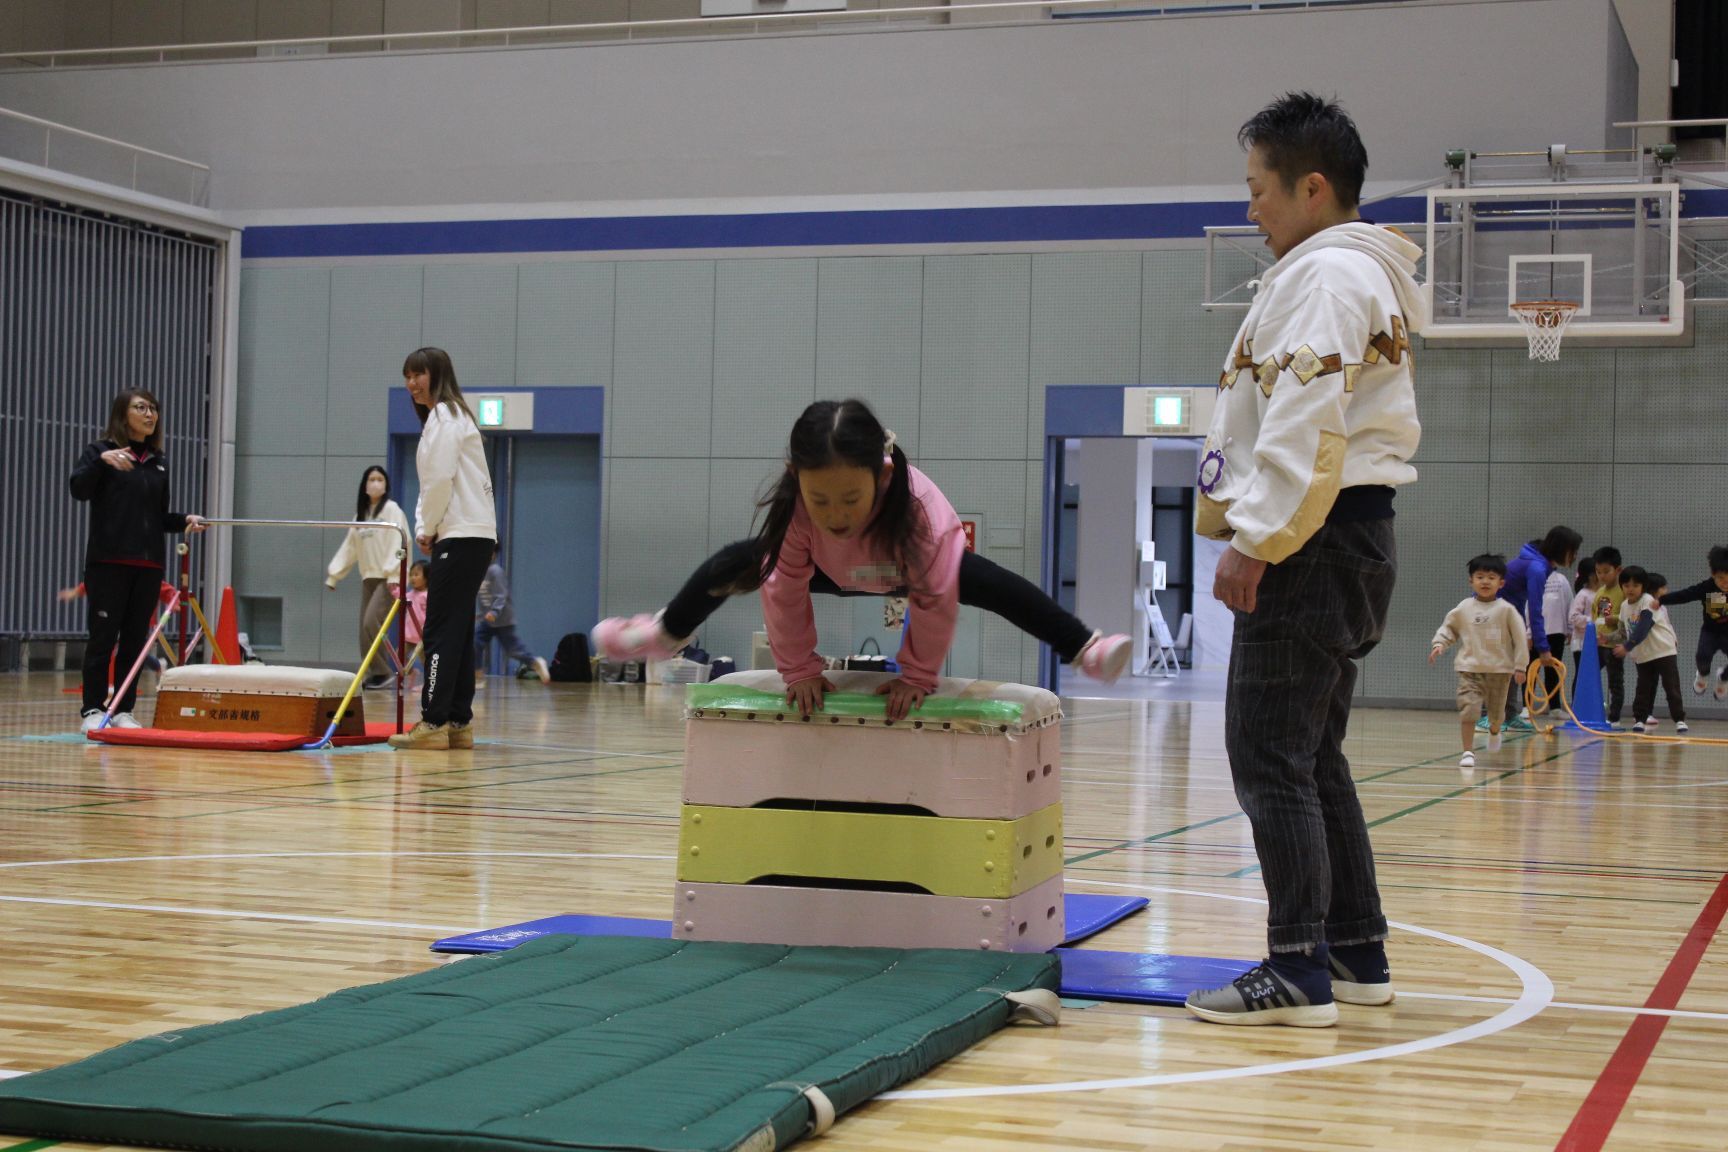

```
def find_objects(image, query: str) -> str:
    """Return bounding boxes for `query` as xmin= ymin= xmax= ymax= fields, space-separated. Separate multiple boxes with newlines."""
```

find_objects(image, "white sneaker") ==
xmin=1486 ymin=732 xmax=1502 ymax=752
xmin=533 ymin=656 xmax=551 ymax=685
xmin=1716 ymin=679 xmax=1728 ymax=702
xmin=80 ymin=711 xmax=105 ymax=733
xmin=1675 ymin=721 xmax=1690 ymax=734
xmin=1459 ymin=751 xmax=1475 ymax=768
xmin=1694 ymin=673 xmax=1709 ymax=695
xmin=110 ymin=712 xmax=143 ymax=729
xmin=1632 ymin=720 xmax=1647 ymax=734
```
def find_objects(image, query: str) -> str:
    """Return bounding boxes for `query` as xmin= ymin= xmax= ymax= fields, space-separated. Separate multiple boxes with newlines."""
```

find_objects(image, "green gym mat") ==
xmin=0 ymin=934 xmax=1059 ymax=1152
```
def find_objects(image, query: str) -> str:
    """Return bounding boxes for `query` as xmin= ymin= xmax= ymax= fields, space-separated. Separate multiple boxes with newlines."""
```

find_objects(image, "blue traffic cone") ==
xmin=1565 ymin=620 xmax=1611 ymax=732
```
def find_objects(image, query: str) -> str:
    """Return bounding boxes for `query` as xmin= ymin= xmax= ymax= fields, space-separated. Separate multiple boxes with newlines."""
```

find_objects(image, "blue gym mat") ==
xmin=432 ymin=893 xmax=1149 ymax=955
xmin=1050 ymin=948 xmax=1255 ymax=1005
xmin=428 ymin=894 xmax=1251 ymax=1006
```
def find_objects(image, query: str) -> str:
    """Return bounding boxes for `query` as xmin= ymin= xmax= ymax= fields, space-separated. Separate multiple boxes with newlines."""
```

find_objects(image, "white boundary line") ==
xmin=0 ymin=850 xmax=676 ymax=871
xmin=883 ymin=878 xmax=1555 ymax=1099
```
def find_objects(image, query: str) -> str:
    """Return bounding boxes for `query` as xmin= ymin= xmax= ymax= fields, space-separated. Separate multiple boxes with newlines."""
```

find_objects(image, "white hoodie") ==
xmin=1196 ymin=222 xmax=1426 ymax=563
xmin=326 ymin=499 xmax=411 ymax=585
xmin=414 ymin=403 xmax=497 ymax=544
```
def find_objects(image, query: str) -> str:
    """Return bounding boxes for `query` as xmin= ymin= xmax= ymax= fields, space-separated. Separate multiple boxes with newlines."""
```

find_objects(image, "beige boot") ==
xmin=447 ymin=721 xmax=474 ymax=750
xmin=388 ymin=721 xmax=450 ymax=750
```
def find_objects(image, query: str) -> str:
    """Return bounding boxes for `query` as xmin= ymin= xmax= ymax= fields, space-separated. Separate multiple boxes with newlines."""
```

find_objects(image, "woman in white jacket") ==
xmin=389 ymin=347 xmax=497 ymax=751
xmin=326 ymin=465 xmax=411 ymax=688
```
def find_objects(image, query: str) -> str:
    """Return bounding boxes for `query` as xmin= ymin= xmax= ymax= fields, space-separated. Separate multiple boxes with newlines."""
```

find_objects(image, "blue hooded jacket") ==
xmin=1501 ymin=542 xmax=1552 ymax=653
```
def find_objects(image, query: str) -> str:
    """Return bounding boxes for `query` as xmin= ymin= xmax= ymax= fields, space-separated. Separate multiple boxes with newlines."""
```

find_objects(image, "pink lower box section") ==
xmin=671 ymin=875 xmax=1065 ymax=953
xmin=683 ymin=720 xmax=1061 ymax=818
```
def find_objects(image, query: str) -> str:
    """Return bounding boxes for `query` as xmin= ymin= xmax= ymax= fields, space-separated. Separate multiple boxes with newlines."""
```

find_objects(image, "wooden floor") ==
xmin=2 ymin=672 xmax=1724 ymax=1151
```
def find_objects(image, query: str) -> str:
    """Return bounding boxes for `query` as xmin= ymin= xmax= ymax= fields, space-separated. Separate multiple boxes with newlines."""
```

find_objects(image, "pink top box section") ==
xmin=684 ymin=670 xmax=1062 ymax=819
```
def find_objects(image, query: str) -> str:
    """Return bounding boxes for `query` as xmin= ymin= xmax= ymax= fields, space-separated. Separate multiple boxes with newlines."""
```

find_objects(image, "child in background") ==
xmin=1536 ymin=558 xmax=1573 ymax=714
xmin=1655 ymin=544 xmax=1728 ymax=701
xmin=1614 ymin=567 xmax=1687 ymax=734
xmin=1591 ymin=546 xmax=1628 ymax=729
xmin=1431 ymin=554 xmax=1529 ymax=768
xmin=1567 ymin=558 xmax=1598 ymax=683
xmin=474 ymin=542 xmax=551 ymax=686
xmin=396 ymin=561 xmax=430 ymax=687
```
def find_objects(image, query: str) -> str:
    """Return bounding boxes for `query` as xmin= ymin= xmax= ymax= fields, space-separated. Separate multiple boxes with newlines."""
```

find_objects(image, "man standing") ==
xmin=1186 ymin=93 xmax=1425 ymax=1027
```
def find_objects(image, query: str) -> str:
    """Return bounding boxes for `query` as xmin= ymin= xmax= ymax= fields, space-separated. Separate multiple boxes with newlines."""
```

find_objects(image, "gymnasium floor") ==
xmin=1 ymin=672 xmax=1723 ymax=1151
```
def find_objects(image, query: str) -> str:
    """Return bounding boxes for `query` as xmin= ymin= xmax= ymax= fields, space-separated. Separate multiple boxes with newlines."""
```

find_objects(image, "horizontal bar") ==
xmin=198 ymin=517 xmax=410 ymax=549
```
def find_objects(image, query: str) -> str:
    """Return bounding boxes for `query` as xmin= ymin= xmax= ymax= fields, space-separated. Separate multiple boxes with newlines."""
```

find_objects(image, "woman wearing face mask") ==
xmin=326 ymin=465 xmax=412 ymax=688
xmin=69 ymin=389 xmax=206 ymax=732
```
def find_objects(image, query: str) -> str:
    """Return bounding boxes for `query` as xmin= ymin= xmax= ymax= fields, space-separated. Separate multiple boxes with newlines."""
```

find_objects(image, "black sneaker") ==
xmin=1186 ymin=949 xmax=1337 ymax=1027
xmin=1328 ymin=940 xmax=1396 ymax=1005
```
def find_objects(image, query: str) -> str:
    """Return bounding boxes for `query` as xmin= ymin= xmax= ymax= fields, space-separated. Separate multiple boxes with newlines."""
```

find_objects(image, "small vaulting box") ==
xmin=152 ymin=664 xmax=366 ymax=739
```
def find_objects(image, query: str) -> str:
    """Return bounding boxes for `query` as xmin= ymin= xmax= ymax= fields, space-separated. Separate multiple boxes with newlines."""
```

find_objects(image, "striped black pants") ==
xmin=1224 ymin=518 xmax=1395 ymax=955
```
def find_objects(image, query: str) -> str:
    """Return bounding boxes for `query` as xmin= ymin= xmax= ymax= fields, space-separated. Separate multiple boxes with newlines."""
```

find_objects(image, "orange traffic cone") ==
xmin=213 ymin=587 xmax=241 ymax=665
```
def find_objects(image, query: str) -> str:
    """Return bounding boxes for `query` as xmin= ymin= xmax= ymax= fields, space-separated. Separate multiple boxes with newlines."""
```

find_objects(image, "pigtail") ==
xmin=867 ymin=443 xmax=922 ymax=578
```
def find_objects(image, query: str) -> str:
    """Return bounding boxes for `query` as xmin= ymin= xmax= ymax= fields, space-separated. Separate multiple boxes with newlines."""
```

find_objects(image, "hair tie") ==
xmin=883 ymin=430 xmax=897 ymax=455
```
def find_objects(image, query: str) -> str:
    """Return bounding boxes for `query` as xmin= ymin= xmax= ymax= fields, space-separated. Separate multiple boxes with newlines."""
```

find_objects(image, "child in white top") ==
xmin=1431 ymin=553 xmax=1528 ymax=767
xmin=1613 ymin=567 xmax=1686 ymax=733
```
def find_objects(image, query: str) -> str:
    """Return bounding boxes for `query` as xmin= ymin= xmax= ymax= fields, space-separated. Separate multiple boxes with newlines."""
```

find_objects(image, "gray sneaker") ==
xmin=110 ymin=712 xmax=143 ymax=729
xmin=1185 ymin=958 xmax=1338 ymax=1028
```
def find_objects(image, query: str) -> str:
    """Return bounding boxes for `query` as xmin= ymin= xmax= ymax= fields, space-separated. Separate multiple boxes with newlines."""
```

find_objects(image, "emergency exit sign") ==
xmin=465 ymin=393 xmax=534 ymax=431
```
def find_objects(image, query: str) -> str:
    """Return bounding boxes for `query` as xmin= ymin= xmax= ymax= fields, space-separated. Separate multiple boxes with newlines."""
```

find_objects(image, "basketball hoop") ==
xmin=1509 ymin=300 xmax=1580 ymax=362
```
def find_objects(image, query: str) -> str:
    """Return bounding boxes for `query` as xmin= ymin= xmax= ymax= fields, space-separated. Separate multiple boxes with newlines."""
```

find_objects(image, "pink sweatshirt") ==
xmin=761 ymin=465 xmax=966 ymax=693
xmin=398 ymin=586 xmax=428 ymax=645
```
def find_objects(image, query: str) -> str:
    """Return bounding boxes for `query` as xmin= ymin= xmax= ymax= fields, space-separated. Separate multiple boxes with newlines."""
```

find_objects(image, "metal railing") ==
xmin=0 ymin=0 xmax=1462 ymax=70
xmin=0 ymin=105 xmax=210 ymax=205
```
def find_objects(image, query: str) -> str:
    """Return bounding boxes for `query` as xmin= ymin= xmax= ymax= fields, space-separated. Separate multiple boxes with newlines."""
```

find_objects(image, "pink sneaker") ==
xmin=592 ymin=610 xmax=686 ymax=662
xmin=1076 ymin=631 xmax=1132 ymax=684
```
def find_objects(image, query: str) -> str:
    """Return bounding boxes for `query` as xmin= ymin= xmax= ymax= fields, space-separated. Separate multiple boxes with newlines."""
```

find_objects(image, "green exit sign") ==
xmin=477 ymin=397 xmax=505 ymax=428
xmin=1152 ymin=395 xmax=1184 ymax=427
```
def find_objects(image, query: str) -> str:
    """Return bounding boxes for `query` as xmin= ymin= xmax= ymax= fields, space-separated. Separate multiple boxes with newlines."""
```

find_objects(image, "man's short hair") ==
xmin=1708 ymin=545 xmax=1728 ymax=574
xmin=1238 ymin=92 xmax=1367 ymax=209
xmin=1467 ymin=553 xmax=1507 ymax=578
xmin=1593 ymin=546 xmax=1623 ymax=569
xmin=1619 ymin=565 xmax=1649 ymax=588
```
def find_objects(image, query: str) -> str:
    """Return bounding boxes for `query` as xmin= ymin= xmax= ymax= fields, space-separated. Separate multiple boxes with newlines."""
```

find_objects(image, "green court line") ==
xmin=1063 ymin=811 xmax=1244 ymax=866
xmin=1225 ymin=742 xmax=1584 ymax=878
xmin=2 ymin=1139 xmax=62 ymax=1150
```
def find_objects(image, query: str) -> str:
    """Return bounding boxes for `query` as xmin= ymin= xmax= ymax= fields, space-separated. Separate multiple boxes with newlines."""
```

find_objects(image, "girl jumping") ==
xmin=594 ymin=398 xmax=1129 ymax=719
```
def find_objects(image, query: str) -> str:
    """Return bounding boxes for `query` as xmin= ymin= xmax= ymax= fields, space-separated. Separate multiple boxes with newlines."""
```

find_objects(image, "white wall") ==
xmin=0 ymin=0 xmax=1636 ymax=213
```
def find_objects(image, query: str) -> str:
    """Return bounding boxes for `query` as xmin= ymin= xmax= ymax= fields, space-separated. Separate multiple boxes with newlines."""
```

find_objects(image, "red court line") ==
xmin=1555 ymin=870 xmax=1728 ymax=1151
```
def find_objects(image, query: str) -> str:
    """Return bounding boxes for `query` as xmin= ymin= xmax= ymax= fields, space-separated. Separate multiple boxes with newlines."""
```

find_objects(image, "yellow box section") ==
xmin=677 ymin=802 xmax=1063 ymax=899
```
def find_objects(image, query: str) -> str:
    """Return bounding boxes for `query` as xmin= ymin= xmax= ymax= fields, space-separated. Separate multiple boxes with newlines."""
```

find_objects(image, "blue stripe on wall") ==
xmin=243 ymin=197 xmax=1435 ymax=259
xmin=240 ymin=189 xmax=1727 ymax=260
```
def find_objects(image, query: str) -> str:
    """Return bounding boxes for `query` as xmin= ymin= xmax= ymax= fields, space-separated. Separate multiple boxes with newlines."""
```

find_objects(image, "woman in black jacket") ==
xmin=69 ymin=390 xmax=204 ymax=731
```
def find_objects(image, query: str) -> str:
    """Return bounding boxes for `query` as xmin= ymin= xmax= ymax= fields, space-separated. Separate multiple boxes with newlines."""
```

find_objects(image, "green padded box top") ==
xmin=0 ymin=935 xmax=1059 ymax=1152
xmin=687 ymin=670 xmax=1062 ymax=735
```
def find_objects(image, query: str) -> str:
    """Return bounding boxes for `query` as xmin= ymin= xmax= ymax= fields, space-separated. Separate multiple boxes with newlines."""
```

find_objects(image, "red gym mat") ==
xmin=87 ymin=722 xmax=396 ymax=751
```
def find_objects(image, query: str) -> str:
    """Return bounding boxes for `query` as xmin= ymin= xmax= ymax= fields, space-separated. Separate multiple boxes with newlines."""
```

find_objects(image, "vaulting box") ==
xmin=674 ymin=670 xmax=1065 ymax=952
xmin=153 ymin=665 xmax=365 ymax=739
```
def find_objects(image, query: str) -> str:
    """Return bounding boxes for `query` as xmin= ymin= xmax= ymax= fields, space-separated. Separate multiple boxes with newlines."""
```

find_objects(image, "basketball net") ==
xmin=1509 ymin=300 xmax=1579 ymax=362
